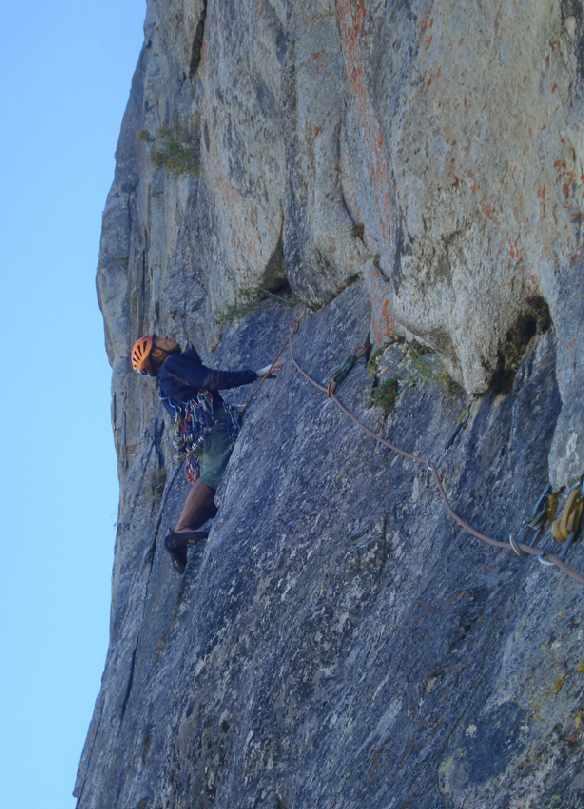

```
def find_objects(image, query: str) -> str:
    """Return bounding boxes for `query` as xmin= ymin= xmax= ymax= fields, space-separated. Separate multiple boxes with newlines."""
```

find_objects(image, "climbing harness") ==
xmin=162 ymin=392 xmax=240 ymax=482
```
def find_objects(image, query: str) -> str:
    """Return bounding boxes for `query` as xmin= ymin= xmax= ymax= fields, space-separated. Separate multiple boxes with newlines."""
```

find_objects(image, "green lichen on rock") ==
xmin=139 ymin=127 xmax=199 ymax=175
xmin=215 ymin=289 xmax=269 ymax=327
xmin=137 ymin=129 xmax=155 ymax=143
xmin=370 ymin=378 xmax=399 ymax=415
xmin=367 ymin=348 xmax=384 ymax=377
xmin=216 ymin=285 xmax=299 ymax=327
xmin=405 ymin=342 xmax=462 ymax=396
xmin=150 ymin=467 xmax=167 ymax=499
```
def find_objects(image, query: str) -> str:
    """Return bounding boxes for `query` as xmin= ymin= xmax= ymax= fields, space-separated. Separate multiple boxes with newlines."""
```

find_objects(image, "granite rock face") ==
xmin=79 ymin=1 xmax=584 ymax=807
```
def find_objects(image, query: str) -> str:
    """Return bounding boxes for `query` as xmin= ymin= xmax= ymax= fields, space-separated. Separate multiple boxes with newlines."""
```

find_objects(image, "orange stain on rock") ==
xmin=338 ymin=0 xmax=366 ymax=49
xmin=482 ymin=202 xmax=496 ymax=220
xmin=371 ymin=297 xmax=396 ymax=345
xmin=350 ymin=64 xmax=365 ymax=85
xmin=382 ymin=298 xmax=396 ymax=336
xmin=366 ymin=262 xmax=395 ymax=345
xmin=336 ymin=0 xmax=392 ymax=242
xmin=537 ymin=185 xmax=547 ymax=219
xmin=509 ymin=241 xmax=523 ymax=262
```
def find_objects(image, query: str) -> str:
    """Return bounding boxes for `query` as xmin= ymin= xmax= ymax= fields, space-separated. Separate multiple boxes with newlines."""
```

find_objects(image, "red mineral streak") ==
xmin=336 ymin=0 xmax=392 ymax=243
xmin=509 ymin=241 xmax=523 ymax=262
xmin=367 ymin=264 xmax=396 ymax=345
xmin=482 ymin=202 xmax=496 ymax=220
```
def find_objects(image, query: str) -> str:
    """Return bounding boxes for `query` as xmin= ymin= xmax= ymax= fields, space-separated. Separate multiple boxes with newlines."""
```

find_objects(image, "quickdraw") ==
xmin=325 ymin=340 xmax=371 ymax=397
xmin=515 ymin=479 xmax=584 ymax=552
xmin=551 ymin=482 xmax=584 ymax=543
xmin=527 ymin=484 xmax=553 ymax=530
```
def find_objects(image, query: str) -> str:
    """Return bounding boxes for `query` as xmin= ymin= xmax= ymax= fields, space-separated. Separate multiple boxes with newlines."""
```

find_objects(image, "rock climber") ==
xmin=131 ymin=335 xmax=281 ymax=573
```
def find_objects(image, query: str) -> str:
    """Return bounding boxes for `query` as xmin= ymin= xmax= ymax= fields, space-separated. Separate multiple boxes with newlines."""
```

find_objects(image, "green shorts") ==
xmin=196 ymin=410 xmax=237 ymax=490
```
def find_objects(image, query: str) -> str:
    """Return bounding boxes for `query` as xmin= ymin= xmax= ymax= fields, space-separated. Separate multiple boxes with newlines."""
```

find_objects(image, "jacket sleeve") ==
xmin=165 ymin=353 xmax=258 ymax=391
xmin=199 ymin=367 xmax=259 ymax=391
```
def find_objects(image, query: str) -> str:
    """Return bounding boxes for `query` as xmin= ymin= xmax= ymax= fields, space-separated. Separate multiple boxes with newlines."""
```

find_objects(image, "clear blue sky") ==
xmin=0 ymin=2 xmax=145 ymax=807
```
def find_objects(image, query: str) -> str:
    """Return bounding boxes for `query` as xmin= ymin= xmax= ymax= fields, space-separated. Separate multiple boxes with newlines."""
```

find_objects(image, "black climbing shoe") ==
xmin=164 ymin=530 xmax=210 ymax=573
xmin=184 ymin=530 xmax=210 ymax=544
xmin=164 ymin=531 xmax=188 ymax=574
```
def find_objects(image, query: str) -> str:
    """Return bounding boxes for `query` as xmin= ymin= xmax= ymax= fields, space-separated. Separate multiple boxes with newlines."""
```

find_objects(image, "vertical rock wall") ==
xmin=79 ymin=2 xmax=584 ymax=807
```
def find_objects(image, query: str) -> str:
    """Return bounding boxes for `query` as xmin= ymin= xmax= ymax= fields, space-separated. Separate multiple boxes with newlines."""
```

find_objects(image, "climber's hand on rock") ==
xmin=257 ymin=358 xmax=283 ymax=378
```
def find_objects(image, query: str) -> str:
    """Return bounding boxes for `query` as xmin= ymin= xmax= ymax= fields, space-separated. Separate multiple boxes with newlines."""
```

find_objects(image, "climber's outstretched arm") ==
xmin=163 ymin=352 xmax=257 ymax=391
xmin=200 ymin=366 xmax=259 ymax=391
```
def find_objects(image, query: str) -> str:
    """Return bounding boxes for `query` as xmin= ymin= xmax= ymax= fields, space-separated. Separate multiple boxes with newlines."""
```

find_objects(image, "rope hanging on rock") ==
xmin=241 ymin=308 xmax=584 ymax=587
xmin=325 ymin=339 xmax=371 ymax=397
xmin=279 ymin=315 xmax=584 ymax=587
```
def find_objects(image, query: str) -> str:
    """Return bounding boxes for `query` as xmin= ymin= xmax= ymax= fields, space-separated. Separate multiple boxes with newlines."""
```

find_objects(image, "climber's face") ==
xmin=154 ymin=336 xmax=179 ymax=354
xmin=150 ymin=336 xmax=179 ymax=371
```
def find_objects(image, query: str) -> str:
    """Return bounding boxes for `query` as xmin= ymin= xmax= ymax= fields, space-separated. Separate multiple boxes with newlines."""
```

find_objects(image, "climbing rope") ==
xmin=240 ymin=314 xmax=304 ymax=415
xmin=324 ymin=340 xmax=371 ymax=397
xmin=283 ymin=317 xmax=584 ymax=587
xmin=238 ymin=308 xmax=584 ymax=586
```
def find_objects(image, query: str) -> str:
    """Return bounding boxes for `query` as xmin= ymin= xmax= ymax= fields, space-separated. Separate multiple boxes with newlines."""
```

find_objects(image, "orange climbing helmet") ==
xmin=131 ymin=335 xmax=155 ymax=374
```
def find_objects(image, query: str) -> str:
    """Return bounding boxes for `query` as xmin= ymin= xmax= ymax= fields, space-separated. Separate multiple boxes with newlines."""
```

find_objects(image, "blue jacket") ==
xmin=157 ymin=347 xmax=257 ymax=414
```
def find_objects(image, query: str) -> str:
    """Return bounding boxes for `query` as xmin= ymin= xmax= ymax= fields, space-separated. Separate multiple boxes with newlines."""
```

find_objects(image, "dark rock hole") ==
xmin=490 ymin=296 xmax=551 ymax=394
xmin=266 ymin=276 xmax=293 ymax=297
xmin=189 ymin=1 xmax=208 ymax=79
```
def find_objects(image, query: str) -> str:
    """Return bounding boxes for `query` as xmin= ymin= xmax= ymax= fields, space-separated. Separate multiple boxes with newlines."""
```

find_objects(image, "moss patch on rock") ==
xmin=370 ymin=378 xmax=400 ymax=415
xmin=139 ymin=127 xmax=199 ymax=175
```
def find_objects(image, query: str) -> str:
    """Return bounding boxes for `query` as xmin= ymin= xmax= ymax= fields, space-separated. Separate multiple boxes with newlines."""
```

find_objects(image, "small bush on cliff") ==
xmin=138 ymin=127 xmax=199 ymax=175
